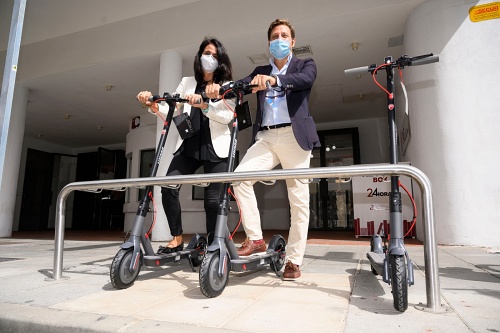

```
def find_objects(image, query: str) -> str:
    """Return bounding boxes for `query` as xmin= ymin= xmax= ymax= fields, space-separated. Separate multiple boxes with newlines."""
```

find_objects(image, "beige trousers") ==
xmin=233 ymin=126 xmax=311 ymax=266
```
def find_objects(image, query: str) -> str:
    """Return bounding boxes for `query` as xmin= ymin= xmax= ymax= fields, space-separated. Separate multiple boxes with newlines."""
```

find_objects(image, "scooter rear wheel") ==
xmin=110 ymin=248 xmax=141 ymax=289
xmin=268 ymin=235 xmax=286 ymax=273
xmin=199 ymin=250 xmax=229 ymax=298
xmin=189 ymin=236 xmax=207 ymax=267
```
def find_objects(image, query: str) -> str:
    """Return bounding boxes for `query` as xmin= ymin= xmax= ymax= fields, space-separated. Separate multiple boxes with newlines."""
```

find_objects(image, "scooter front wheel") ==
xmin=390 ymin=254 xmax=408 ymax=312
xmin=199 ymin=250 xmax=229 ymax=298
xmin=110 ymin=248 xmax=141 ymax=289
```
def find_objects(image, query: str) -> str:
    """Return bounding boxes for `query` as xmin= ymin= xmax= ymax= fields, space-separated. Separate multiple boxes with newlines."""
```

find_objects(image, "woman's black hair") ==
xmin=194 ymin=37 xmax=233 ymax=85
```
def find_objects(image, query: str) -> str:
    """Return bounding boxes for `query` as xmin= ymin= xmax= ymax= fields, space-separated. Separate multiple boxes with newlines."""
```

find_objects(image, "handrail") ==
xmin=52 ymin=164 xmax=440 ymax=310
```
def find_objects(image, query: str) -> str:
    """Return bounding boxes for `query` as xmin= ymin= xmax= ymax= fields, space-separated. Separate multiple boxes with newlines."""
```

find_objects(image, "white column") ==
xmin=403 ymin=0 xmax=500 ymax=246
xmin=0 ymin=84 xmax=28 ymax=237
xmin=151 ymin=50 xmax=182 ymax=241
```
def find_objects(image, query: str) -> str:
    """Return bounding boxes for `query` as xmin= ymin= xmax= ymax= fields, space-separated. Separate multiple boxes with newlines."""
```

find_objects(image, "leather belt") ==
xmin=259 ymin=123 xmax=292 ymax=131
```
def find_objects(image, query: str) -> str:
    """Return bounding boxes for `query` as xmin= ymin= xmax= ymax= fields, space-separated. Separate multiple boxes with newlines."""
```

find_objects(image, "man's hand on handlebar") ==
xmin=250 ymin=74 xmax=276 ymax=93
xmin=136 ymin=91 xmax=159 ymax=112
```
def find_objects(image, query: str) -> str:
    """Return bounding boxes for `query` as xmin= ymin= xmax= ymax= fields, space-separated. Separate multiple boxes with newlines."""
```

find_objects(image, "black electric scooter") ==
xmin=345 ymin=53 xmax=439 ymax=311
xmin=110 ymin=93 xmax=207 ymax=289
xmin=198 ymin=82 xmax=287 ymax=298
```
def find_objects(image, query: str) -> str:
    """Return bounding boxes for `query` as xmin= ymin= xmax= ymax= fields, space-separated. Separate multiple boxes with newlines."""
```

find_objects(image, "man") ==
xmin=230 ymin=18 xmax=319 ymax=280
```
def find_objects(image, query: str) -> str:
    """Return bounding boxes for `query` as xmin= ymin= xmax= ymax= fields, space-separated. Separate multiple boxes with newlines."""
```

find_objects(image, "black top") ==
xmin=177 ymin=83 xmax=222 ymax=162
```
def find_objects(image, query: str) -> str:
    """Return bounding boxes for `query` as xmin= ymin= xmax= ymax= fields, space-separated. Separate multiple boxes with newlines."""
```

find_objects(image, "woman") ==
xmin=136 ymin=37 xmax=234 ymax=253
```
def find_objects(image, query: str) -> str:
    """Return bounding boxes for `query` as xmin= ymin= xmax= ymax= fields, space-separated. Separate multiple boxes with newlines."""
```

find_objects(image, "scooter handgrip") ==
xmin=148 ymin=95 xmax=161 ymax=102
xmin=344 ymin=65 xmax=372 ymax=76
xmin=411 ymin=55 xmax=439 ymax=66
xmin=195 ymin=93 xmax=210 ymax=104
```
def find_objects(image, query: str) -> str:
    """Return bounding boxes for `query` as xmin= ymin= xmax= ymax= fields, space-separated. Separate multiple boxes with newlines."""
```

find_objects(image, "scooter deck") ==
xmin=366 ymin=251 xmax=385 ymax=275
xmin=231 ymin=250 xmax=286 ymax=272
xmin=143 ymin=248 xmax=204 ymax=266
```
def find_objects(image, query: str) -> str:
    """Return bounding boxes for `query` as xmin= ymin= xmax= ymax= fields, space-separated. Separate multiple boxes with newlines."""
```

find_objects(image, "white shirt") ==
xmin=261 ymin=53 xmax=293 ymax=126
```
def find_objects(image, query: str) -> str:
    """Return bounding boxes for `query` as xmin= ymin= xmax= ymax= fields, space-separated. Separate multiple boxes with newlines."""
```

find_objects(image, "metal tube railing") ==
xmin=52 ymin=164 xmax=440 ymax=310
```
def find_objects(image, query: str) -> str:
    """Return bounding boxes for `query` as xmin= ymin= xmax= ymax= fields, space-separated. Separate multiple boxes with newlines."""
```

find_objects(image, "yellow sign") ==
xmin=469 ymin=2 xmax=500 ymax=22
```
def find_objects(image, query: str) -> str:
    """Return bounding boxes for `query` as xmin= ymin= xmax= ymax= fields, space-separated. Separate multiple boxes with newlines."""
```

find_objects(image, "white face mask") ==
xmin=201 ymin=54 xmax=218 ymax=73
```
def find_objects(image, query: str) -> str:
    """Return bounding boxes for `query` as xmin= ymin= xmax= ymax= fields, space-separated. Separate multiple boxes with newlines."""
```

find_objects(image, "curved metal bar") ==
xmin=52 ymin=164 xmax=440 ymax=310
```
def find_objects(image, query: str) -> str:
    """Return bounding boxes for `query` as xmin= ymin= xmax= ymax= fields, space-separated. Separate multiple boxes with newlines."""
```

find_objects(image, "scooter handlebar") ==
xmin=196 ymin=82 xmax=252 ymax=103
xmin=154 ymin=82 xmax=260 ymax=105
xmin=344 ymin=53 xmax=439 ymax=76
xmin=220 ymin=81 xmax=258 ymax=95
xmin=410 ymin=54 xmax=439 ymax=66
xmin=199 ymin=81 xmax=259 ymax=101
xmin=148 ymin=93 xmax=189 ymax=103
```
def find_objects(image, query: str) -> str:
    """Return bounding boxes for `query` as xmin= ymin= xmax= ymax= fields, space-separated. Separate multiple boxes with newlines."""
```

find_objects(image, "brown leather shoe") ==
xmin=237 ymin=238 xmax=266 ymax=256
xmin=283 ymin=261 xmax=301 ymax=280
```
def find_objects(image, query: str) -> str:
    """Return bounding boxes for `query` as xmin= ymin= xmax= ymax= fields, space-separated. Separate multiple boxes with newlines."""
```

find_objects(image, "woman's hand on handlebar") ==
xmin=250 ymin=74 xmax=276 ymax=93
xmin=185 ymin=94 xmax=208 ymax=110
xmin=205 ymin=83 xmax=221 ymax=99
xmin=136 ymin=91 xmax=158 ymax=112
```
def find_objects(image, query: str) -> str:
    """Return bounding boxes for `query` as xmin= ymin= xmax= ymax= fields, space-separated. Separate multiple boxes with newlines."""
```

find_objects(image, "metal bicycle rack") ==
xmin=51 ymin=164 xmax=441 ymax=311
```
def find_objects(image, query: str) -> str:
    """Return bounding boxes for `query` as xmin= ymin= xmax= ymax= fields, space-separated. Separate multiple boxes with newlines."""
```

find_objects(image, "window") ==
xmin=310 ymin=128 xmax=360 ymax=230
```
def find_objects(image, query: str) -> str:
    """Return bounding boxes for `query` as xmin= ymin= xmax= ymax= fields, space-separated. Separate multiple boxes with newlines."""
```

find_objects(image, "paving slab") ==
xmin=1 ymin=237 xmax=499 ymax=332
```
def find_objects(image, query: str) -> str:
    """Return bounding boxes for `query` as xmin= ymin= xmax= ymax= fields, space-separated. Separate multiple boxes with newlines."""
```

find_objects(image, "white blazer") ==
xmin=152 ymin=77 xmax=235 ymax=158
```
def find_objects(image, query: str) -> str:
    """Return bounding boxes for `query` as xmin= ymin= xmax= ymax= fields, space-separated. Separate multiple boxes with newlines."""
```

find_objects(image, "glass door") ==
xmin=309 ymin=128 xmax=360 ymax=230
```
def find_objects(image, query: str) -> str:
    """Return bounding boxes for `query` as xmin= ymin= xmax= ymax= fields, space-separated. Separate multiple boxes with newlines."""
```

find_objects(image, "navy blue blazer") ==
xmin=238 ymin=56 xmax=320 ymax=151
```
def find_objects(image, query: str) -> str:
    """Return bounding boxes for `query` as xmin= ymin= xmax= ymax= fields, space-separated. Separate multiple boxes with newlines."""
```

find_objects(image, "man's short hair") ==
xmin=267 ymin=18 xmax=295 ymax=40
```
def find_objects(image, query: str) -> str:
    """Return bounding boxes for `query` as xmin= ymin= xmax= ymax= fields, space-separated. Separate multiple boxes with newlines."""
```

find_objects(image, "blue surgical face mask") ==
xmin=269 ymin=39 xmax=291 ymax=60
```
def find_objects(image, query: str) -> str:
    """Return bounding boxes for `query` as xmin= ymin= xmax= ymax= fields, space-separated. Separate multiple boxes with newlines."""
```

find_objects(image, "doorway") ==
xmin=309 ymin=128 xmax=360 ymax=230
xmin=19 ymin=149 xmax=78 ymax=231
xmin=19 ymin=149 xmax=55 ymax=230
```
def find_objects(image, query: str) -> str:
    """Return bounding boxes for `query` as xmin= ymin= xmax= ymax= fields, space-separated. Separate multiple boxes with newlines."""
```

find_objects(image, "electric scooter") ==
xmin=198 ymin=82 xmax=287 ymax=298
xmin=110 ymin=93 xmax=207 ymax=289
xmin=345 ymin=53 xmax=439 ymax=311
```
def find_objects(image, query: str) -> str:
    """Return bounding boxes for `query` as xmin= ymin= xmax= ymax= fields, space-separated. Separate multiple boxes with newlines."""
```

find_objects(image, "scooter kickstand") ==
xmin=187 ymin=254 xmax=196 ymax=272
xmin=271 ymin=257 xmax=280 ymax=277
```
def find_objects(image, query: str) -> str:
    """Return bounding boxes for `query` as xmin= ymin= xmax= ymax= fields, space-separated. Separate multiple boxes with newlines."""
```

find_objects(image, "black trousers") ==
xmin=161 ymin=154 xmax=227 ymax=236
